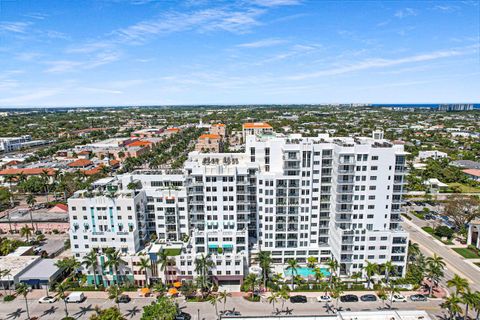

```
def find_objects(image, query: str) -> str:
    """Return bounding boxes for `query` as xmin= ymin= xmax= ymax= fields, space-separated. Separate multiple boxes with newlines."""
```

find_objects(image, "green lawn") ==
xmin=452 ymin=247 xmax=480 ymax=259
xmin=422 ymin=227 xmax=454 ymax=245
xmin=164 ymin=248 xmax=182 ymax=256
xmin=447 ymin=183 xmax=480 ymax=193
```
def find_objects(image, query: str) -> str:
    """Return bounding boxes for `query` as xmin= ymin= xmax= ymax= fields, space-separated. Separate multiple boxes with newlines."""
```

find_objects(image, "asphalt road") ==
xmin=402 ymin=218 xmax=480 ymax=292
xmin=0 ymin=296 xmax=444 ymax=320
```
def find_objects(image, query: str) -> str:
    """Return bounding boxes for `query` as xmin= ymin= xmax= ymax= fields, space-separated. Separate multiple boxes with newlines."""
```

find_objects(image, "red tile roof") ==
xmin=0 ymin=168 xmax=56 ymax=176
xmin=127 ymin=140 xmax=152 ymax=147
xmin=68 ymin=159 xmax=93 ymax=168
xmin=463 ymin=169 xmax=480 ymax=177
xmin=199 ymin=134 xmax=221 ymax=139
xmin=243 ymin=122 xmax=272 ymax=129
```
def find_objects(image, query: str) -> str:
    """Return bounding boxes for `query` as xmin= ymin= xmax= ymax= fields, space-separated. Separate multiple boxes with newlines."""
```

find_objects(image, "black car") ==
xmin=410 ymin=294 xmax=428 ymax=302
xmin=360 ymin=294 xmax=377 ymax=302
xmin=175 ymin=312 xmax=192 ymax=320
xmin=340 ymin=294 xmax=359 ymax=302
xmin=290 ymin=295 xmax=308 ymax=303
xmin=117 ymin=295 xmax=131 ymax=303
xmin=223 ymin=310 xmax=241 ymax=317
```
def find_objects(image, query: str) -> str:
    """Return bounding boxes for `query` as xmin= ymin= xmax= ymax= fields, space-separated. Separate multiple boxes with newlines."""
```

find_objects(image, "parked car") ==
xmin=175 ymin=312 xmax=192 ymax=320
xmin=223 ymin=310 xmax=241 ymax=317
xmin=38 ymin=296 xmax=57 ymax=304
xmin=391 ymin=294 xmax=407 ymax=302
xmin=316 ymin=295 xmax=332 ymax=302
xmin=118 ymin=294 xmax=130 ymax=303
xmin=340 ymin=294 xmax=359 ymax=302
xmin=410 ymin=294 xmax=428 ymax=302
xmin=65 ymin=292 xmax=85 ymax=303
xmin=360 ymin=294 xmax=377 ymax=302
xmin=290 ymin=295 xmax=308 ymax=303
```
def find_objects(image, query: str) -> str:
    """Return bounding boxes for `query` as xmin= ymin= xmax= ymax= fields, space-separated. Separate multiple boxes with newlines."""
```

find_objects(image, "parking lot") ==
xmin=0 ymin=292 xmax=445 ymax=320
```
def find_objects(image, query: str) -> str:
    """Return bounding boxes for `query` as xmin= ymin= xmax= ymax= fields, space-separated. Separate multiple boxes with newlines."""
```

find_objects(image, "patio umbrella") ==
xmin=173 ymin=281 xmax=182 ymax=288
xmin=168 ymin=288 xmax=179 ymax=296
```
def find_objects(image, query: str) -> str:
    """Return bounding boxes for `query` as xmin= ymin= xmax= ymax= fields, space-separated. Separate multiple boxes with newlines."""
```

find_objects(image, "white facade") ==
xmin=68 ymin=131 xmax=409 ymax=285
xmin=418 ymin=150 xmax=447 ymax=161
xmin=0 ymin=135 xmax=32 ymax=152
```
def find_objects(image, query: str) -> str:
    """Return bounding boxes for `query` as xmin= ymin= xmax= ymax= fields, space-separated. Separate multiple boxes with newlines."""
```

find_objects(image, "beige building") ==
xmin=195 ymin=134 xmax=223 ymax=152
xmin=210 ymin=123 xmax=226 ymax=137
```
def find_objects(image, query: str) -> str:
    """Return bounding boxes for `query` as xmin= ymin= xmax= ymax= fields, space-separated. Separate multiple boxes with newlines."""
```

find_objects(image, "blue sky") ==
xmin=0 ymin=0 xmax=479 ymax=107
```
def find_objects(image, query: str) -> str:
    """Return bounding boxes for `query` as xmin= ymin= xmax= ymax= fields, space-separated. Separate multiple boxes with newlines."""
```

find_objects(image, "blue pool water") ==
xmin=284 ymin=267 xmax=330 ymax=277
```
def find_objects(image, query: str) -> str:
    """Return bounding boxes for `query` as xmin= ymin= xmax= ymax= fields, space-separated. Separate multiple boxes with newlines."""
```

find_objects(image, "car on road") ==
xmin=223 ymin=310 xmax=241 ymax=317
xmin=38 ymin=296 xmax=57 ymax=304
xmin=290 ymin=295 xmax=308 ymax=303
xmin=65 ymin=292 xmax=85 ymax=303
xmin=316 ymin=295 xmax=332 ymax=302
xmin=360 ymin=294 xmax=377 ymax=302
xmin=118 ymin=294 xmax=131 ymax=303
xmin=410 ymin=294 xmax=428 ymax=302
xmin=391 ymin=294 xmax=407 ymax=302
xmin=340 ymin=294 xmax=359 ymax=302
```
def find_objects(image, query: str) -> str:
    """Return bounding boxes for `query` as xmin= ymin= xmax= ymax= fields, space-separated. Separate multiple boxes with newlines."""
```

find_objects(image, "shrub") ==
xmin=434 ymin=226 xmax=454 ymax=239
xmin=3 ymin=295 xmax=15 ymax=302
xmin=52 ymin=229 xmax=59 ymax=234
xmin=244 ymin=294 xmax=260 ymax=302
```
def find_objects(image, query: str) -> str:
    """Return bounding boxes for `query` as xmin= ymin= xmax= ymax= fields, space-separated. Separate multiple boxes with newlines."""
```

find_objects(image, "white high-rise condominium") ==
xmin=68 ymin=130 xmax=409 ymax=287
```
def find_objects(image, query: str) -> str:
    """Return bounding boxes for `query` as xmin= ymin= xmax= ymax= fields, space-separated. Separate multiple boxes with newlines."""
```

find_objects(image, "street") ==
xmin=402 ymin=217 xmax=480 ymax=292
xmin=0 ymin=295 xmax=445 ymax=320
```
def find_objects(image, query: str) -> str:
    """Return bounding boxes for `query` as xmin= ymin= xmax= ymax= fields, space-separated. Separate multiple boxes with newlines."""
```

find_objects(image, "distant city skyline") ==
xmin=0 ymin=0 xmax=479 ymax=107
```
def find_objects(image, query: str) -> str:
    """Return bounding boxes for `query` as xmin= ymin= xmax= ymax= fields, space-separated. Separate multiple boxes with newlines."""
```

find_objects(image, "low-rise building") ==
xmin=195 ymin=134 xmax=223 ymax=153
xmin=418 ymin=150 xmax=447 ymax=161
xmin=242 ymin=122 xmax=273 ymax=141
xmin=463 ymin=169 xmax=480 ymax=182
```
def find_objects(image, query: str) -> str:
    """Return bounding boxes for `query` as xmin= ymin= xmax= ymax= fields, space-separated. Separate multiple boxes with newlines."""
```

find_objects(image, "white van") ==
xmin=65 ymin=292 xmax=85 ymax=303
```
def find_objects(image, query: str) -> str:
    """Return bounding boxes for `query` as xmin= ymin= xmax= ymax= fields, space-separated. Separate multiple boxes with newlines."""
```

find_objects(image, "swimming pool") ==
xmin=284 ymin=267 xmax=330 ymax=277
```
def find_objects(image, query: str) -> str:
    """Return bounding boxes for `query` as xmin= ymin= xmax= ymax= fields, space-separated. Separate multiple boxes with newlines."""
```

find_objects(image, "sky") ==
xmin=0 ymin=0 xmax=479 ymax=107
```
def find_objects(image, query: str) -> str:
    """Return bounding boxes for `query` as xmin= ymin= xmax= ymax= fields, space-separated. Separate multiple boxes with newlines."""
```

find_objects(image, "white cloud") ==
xmin=394 ymin=8 xmax=418 ymax=18
xmin=287 ymin=48 xmax=469 ymax=80
xmin=0 ymin=21 xmax=31 ymax=33
xmin=237 ymin=38 xmax=287 ymax=48
xmin=250 ymin=0 xmax=302 ymax=7
xmin=0 ymin=88 xmax=63 ymax=105
xmin=45 ymin=51 xmax=121 ymax=73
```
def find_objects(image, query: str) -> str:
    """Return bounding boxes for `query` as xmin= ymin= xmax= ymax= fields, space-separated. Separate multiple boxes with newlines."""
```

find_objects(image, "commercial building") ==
xmin=223 ymin=310 xmax=432 ymax=320
xmin=68 ymin=130 xmax=409 ymax=288
xmin=0 ymin=135 xmax=50 ymax=153
xmin=195 ymin=134 xmax=223 ymax=153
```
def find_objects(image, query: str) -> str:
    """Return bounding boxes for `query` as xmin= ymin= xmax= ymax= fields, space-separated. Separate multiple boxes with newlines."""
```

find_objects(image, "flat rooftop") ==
xmin=0 ymin=255 xmax=40 ymax=279
xmin=18 ymin=259 xmax=61 ymax=280
xmin=0 ymin=208 xmax=68 ymax=223
xmin=224 ymin=310 xmax=431 ymax=320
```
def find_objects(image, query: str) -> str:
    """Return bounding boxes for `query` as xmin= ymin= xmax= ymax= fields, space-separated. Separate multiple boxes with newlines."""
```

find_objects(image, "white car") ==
xmin=317 ymin=295 xmax=332 ymax=302
xmin=391 ymin=294 xmax=407 ymax=302
xmin=38 ymin=296 xmax=57 ymax=304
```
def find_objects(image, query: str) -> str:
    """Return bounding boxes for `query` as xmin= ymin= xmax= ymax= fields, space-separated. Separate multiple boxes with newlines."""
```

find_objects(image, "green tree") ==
xmin=16 ymin=283 xmax=30 ymax=320
xmin=108 ymin=285 xmax=122 ymax=310
xmin=267 ymin=292 xmax=278 ymax=314
xmin=462 ymin=289 xmax=477 ymax=320
xmin=106 ymin=250 xmax=124 ymax=286
xmin=363 ymin=261 xmax=379 ymax=289
xmin=139 ymin=257 xmax=151 ymax=287
xmin=208 ymin=293 xmax=221 ymax=318
xmin=426 ymin=254 xmax=446 ymax=297
xmin=441 ymin=294 xmax=463 ymax=320
xmin=56 ymin=281 xmax=71 ymax=318
xmin=20 ymin=225 xmax=33 ymax=242
xmin=447 ymin=274 xmax=469 ymax=295
xmin=258 ymin=251 xmax=272 ymax=290
xmin=83 ymin=249 xmax=99 ymax=289
xmin=90 ymin=307 xmax=126 ymax=320
xmin=376 ymin=287 xmax=388 ymax=309
xmin=286 ymin=259 xmax=299 ymax=289
xmin=307 ymin=256 xmax=317 ymax=269
xmin=26 ymin=193 xmax=36 ymax=230
xmin=141 ymin=296 xmax=179 ymax=320
xmin=218 ymin=290 xmax=231 ymax=314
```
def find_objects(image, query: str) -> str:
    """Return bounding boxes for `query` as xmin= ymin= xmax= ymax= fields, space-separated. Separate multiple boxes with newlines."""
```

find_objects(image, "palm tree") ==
xmin=471 ymin=291 xmax=480 ymax=320
xmin=313 ymin=267 xmax=324 ymax=288
xmin=56 ymin=281 xmax=70 ymax=318
xmin=26 ymin=194 xmax=36 ymax=230
xmin=462 ymin=289 xmax=477 ymax=320
xmin=387 ymin=281 xmax=401 ymax=308
xmin=277 ymin=287 xmax=290 ymax=312
xmin=0 ymin=269 xmax=9 ymax=295
xmin=407 ymin=242 xmax=420 ymax=263
xmin=326 ymin=257 xmax=338 ymax=278
xmin=426 ymin=254 xmax=445 ymax=297
xmin=330 ymin=277 xmax=344 ymax=309
xmin=82 ymin=249 xmax=99 ymax=289
xmin=209 ymin=293 xmax=221 ymax=319
xmin=194 ymin=254 xmax=214 ymax=294
xmin=108 ymin=284 xmax=122 ymax=311
xmin=41 ymin=169 xmax=51 ymax=202
xmin=139 ymin=257 xmax=151 ymax=287
xmin=218 ymin=290 xmax=231 ymax=313
xmin=258 ymin=251 xmax=272 ymax=290
xmin=363 ymin=261 xmax=379 ymax=289
xmin=106 ymin=250 xmax=123 ymax=286
xmin=267 ymin=292 xmax=278 ymax=314
xmin=376 ymin=287 xmax=388 ymax=309
xmin=447 ymin=274 xmax=469 ymax=295
xmin=157 ymin=250 xmax=170 ymax=284
xmin=286 ymin=259 xmax=299 ymax=289
xmin=20 ymin=225 xmax=33 ymax=242
xmin=441 ymin=294 xmax=463 ymax=320
xmin=55 ymin=257 xmax=80 ymax=280
xmin=351 ymin=271 xmax=362 ymax=285
xmin=381 ymin=261 xmax=394 ymax=285
xmin=243 ymin=274 xmax=259 ymax=295
xmin=16 ymin=283 xmax=30 ymax=320
xmin=307 ymin=256 xmax=317 ymax=269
